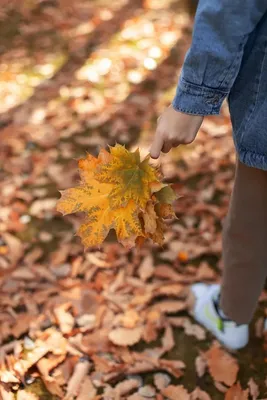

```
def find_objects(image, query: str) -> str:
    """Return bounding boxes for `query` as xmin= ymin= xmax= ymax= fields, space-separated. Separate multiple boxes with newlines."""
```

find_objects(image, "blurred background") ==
xmin=0 ymin=1 xmax=266 ymax=399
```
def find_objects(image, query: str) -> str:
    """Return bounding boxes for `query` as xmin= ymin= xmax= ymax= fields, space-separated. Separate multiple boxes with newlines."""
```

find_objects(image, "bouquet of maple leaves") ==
xmin=57 ymin=144 xmax=177 ymax=248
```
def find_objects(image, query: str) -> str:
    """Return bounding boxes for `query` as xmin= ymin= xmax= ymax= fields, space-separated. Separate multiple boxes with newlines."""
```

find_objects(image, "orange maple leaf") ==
xmin=57 ymin=145 xmax=177 ymax=248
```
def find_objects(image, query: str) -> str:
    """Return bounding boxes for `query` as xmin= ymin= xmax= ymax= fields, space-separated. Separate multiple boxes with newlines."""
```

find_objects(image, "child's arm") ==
xmin=172 ymin=0 xmax=267 ymax=115
xmin=150 ymin=0 xmax=267 ymax=159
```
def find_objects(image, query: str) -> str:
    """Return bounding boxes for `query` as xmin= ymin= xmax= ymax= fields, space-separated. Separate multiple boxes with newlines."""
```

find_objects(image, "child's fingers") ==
xmin=150 ymin=131 xmax=164 ymax=159
xmin=162 ymin=142 xmax=172 ymax=153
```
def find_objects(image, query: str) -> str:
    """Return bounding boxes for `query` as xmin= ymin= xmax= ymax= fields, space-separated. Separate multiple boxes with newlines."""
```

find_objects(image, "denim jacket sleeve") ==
xmin=172 ymin=0 xmax=267 ymax=115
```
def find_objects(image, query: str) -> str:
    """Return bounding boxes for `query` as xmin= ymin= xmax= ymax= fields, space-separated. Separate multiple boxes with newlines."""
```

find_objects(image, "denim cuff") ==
xmin=172 ymin=77 xmax=229 ymax=116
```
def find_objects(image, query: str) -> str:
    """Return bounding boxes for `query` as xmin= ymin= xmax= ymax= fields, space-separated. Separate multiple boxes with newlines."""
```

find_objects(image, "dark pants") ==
xmin=220 ymin=160 xmax=267 ymax=324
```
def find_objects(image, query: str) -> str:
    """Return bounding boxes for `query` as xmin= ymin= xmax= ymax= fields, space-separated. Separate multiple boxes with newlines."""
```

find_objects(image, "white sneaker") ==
xmin=190 ymin=283 xmax=249 ymax=350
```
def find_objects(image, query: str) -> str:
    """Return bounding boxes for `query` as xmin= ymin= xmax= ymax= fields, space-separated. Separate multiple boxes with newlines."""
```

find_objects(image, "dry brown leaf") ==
xmin=91 ymin=354 xmax=114 ymax=374
xmin=195 ymin=354 xmax=207 ymax=378
xmin=155 ymin=283 xmax=186 ymax=297
xmin=196 ymin=262 xmax=217 ymax=280
xmin=143 ymin=321 xmax=160 ymax=343
xmin=154 ymin=265 xmax=185 ymax=282
xmin=128 ymin=361 xmax=156 ymax=375
xmin=37 ymin=354 xmax=66 ymax=378
xmin=161 ymin=324 xmax=175 ymax=352
xmin=54 ymin=303 xmax=75 ymax=334
xmin=190 ymin=387 xmax=212 ymax=400
xmin=65 ymin=359 xmax=91 ymax=399
xmin=168 ymin=316 xmax=187 ymax=327
xmin=45 ymin=330 xmax=68 ymax=356
xmin=108 ymin=326 xmax=144 ymax=346
xmin=143 ymin=202 xmax=158 ymax=234
xmin=139 ymin=385 xmax=156 ymax=397
xmin=138 ymin=254 xmax=154 ymax=282
xmin=114 ymin=379 xmax=140 ymax=396
xmin=11 ymin=267 xmax=36 ymax=281
xmin=161 ymin=384 xmax=190 ymax=400
xmin=204 ymin=344 xmax=238 ymax=386
xmin=53 ymin=357 xmax=73 ymax=386
xmin=43 ymin=379 xmax=64 ymax=398
xmin=121 ymin=309 xmax=141 ymax=329
xmin=16 ymin=391 xmax=38 ymax=400
xmin=0 ymin=371 xmax=20 ymax=384
xmin=77 ymin=376 xmax=97 ymax=400
xmin=11 ymin=314 xmax=33 ymax=338
xmin=183 ymin=319 xmax=206 ymax=340
xmin=159 ymin=359 xmax=185 ymax=379
xmin=0 ymin=385 xmax=15 ymax=400
xmin=128 ymin=394 xmax=144 ymax=400
xmin=152 ymin=300 xmax=186 ymax=314
xmin=248 ymin=378 xmax=259 ymax=400
xmin=154 ymin=373 xmax=171 ymax=390
xmin=225 ymin=382 xmax=249 ymax=400
xmin=2 ymin=233 xmax=24 ymax=267
xmin=214 ymin=381 xmax=228 ymax=393
xmin=14 ymin=340 xmax=49 ymax=375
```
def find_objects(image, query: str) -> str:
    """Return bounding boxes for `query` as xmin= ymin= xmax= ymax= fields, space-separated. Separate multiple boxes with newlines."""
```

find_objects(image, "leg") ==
xmin=220 ymin=160 xmax=267 ymax=324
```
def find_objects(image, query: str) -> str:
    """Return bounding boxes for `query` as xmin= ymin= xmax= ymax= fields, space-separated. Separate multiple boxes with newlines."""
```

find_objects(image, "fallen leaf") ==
xmin=196 ymin=262 xmax=217 ymax=280
xmin=204 ymin=344 xmax=239 ymax=386
xmin=128 ymin=394 xmax=144 ymax=400
xmin=161 ymin=324 xmax=175 ymax=352
xmin=77 ymin=376 xmax=97 ymax=400
xmin=14 ymin=340 xmax=49 ymax=375
xmin=214 ymin=381 xmax=228 ymax=393
xmin=225 ymin=382 xmax=249 ymax=400
xmin=138 ymin=385 xmax=156 ymax=397
xmin=54 ymin=303 xmax=75 ymax=334
xmin=159 ymin=359 xmax=185 ymax=379
xmin=16 ymin=391 xmax=38 ymax=400
xmin=190 ymin=387 xmax=211 ymax=400
xmin=0 ymin=371 xmax=20 ymax=384
xmin=37 ymin=354 xmax=66 ymax=379
xmin=138 ymin=254 xmax=154 ymax=282
xmin=154 ymin=265 xmax=186 ymax=282
xmin=155 ymin=283 xmax=186 ymax=297
xmin=195 ymin=354 xmax=207 ymax=378
xmin=161 ymin=384 xmax=190 ymax=400
xmin=121 ymin=309 xmax=141 ymax=329
xmin=43 ymin=379 xmax=64 ymax=398
xmin=0 ymin=385 xmax=15 ymax=400
xmin=2 ymin=233 xmax=24 ymax=267
xmin=154 ymin=373 xmax=171 ymax=390
xmin=109 ymin=326 xmax=144 ymax=346
xmin=114 ymin=379 xmax=141 ymax=396
xmin=151 ymin=300 xmax=186 ymax=314
xmin=65 ymin=358 xmax=92 ymax=399
xmin=183 ymin=319 xmax=206 ymax=340
xmin=248 ymin=378 xmax=259 ymax=400
xmin=11 ymin=314 xmax=34 ymax=338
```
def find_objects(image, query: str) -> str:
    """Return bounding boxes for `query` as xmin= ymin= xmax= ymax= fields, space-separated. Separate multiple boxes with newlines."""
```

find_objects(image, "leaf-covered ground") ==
xmin=0 ymin=1 xmax=266 ymax=399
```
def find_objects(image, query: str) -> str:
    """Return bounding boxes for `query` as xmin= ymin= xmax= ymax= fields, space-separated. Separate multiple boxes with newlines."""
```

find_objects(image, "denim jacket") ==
xmin=172 ymin=0 xmax=267 ymax=116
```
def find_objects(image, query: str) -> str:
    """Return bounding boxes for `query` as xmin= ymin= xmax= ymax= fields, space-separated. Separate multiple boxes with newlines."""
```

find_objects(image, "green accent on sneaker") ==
xmin=204 ymin=304 xmax=224 ymax=332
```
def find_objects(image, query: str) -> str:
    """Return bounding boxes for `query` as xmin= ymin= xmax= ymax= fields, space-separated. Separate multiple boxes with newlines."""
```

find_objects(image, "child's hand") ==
xmin=150 ymin=105 xmax=204 ymax=159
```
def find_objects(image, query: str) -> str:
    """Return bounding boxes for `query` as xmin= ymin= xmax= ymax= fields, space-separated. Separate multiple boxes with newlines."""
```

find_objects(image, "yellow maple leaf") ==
xmin=57 ymin=146 xmax=177 ymax=249
xmin=95 ymin=144 xmax=160 ymax=209
xmin=143 ymin=201 xmax=158 ymax=234
xmin=57 ymin=152 xmax=143 ymax=247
